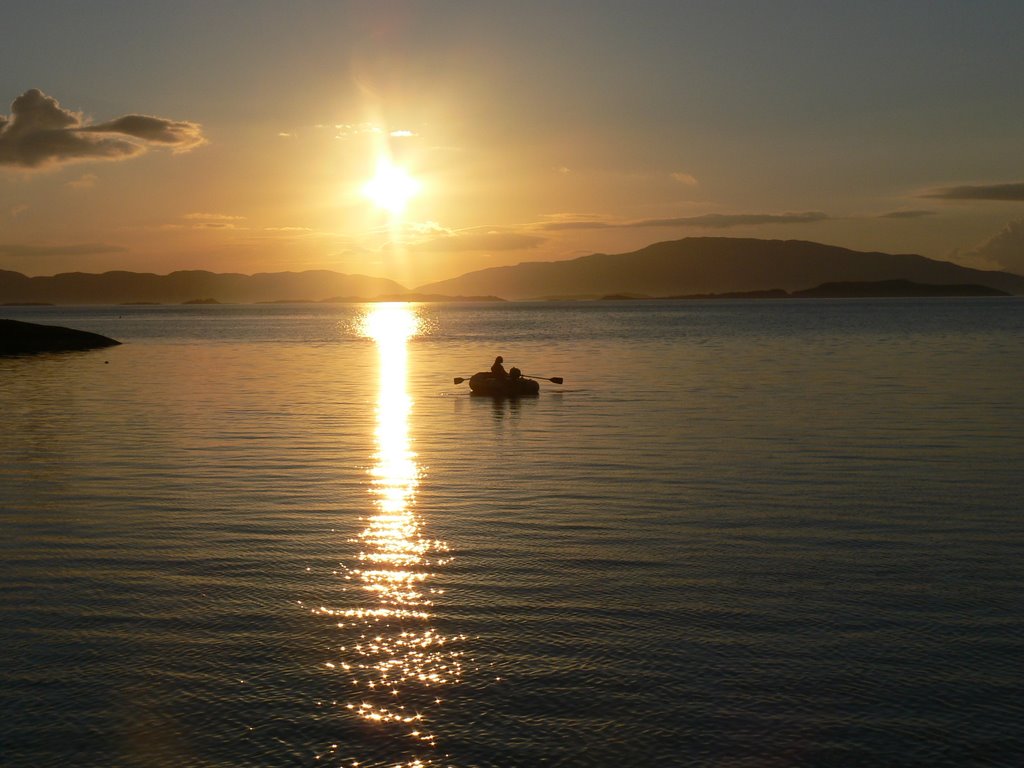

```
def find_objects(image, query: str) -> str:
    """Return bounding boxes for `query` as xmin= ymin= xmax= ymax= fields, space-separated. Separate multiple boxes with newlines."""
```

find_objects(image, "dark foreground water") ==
xmin=2 ymin=300 xmax=1023 ymax=767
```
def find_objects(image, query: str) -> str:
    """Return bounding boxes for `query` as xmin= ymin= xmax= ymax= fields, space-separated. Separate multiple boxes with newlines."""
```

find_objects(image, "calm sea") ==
xmin=2 ymin=299 xmax=1023 ymax=767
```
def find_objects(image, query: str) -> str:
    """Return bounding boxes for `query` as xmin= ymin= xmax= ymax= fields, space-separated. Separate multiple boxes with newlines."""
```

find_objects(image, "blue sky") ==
xmin=3 ymin=0 xmax=1024 ymax=283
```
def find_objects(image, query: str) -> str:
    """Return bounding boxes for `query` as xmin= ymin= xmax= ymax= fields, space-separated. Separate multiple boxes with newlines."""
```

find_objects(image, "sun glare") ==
xmin=362 ymin=160 xmax=420 ymax=214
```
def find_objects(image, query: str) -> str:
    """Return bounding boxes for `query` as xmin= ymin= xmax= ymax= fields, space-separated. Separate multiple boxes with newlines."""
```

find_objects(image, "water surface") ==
xmin=2 ymin=300 xmax=1023 ymax=766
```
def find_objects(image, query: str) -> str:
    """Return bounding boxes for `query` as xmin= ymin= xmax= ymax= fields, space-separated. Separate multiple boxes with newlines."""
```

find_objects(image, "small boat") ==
xmin=468 ymin=371 xmax=540 ymax=398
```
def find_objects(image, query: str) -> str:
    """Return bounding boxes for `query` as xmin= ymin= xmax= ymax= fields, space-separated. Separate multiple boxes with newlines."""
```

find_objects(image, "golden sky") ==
xmin=3 ymin=1 xmax=1024 ymax=287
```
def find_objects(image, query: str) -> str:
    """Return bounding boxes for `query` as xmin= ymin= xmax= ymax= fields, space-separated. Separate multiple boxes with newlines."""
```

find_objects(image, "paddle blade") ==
xmin=453 ymin=377 xmax=466 ymax=385
xmin=526 ymin=374 xmax=564 ymax=384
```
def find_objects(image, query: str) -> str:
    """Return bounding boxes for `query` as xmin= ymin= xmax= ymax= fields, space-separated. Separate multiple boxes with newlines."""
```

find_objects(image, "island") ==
xmin=664 ymin=280 xmax=1008 ymax=300
xmin=1 ymin=319 xmax=121 ymax=355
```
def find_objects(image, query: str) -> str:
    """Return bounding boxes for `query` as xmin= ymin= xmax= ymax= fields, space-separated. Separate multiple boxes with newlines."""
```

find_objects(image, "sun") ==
xmin=362 ymin=160 xmax=420 ymax=214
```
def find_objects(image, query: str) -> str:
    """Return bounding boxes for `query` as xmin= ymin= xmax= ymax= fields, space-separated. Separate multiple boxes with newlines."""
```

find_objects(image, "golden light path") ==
xmin=315 ymin=304 xmax=463 ymax=767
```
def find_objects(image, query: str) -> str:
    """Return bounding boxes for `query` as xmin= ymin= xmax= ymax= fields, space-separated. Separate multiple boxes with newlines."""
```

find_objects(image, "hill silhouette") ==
xmin=4 ymin=238 xmax=1023 ymax=304
xmin=414 ymin=238 xmax=1024 ymax=299
xmin=0 ymin=269 xmax=405 ymax=305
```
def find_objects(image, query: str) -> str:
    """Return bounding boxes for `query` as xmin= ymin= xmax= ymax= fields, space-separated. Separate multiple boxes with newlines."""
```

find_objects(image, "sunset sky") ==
xmin=3 ymin=0 xmax=1024 ymax=287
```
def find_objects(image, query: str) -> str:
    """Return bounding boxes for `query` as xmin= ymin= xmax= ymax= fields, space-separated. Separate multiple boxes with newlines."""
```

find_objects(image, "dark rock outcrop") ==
xmin=0 ymin=319 xmax=121 ymax=355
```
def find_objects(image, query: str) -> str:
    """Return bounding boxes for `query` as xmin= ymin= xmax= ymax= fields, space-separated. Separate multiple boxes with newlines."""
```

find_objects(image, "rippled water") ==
xmin=2 ymin=300 xmax=1023 ymax=767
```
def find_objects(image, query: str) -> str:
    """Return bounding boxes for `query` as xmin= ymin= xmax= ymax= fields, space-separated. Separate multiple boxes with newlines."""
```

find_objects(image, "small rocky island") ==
xmin=1 ymin=319 xmax=121 ymax=355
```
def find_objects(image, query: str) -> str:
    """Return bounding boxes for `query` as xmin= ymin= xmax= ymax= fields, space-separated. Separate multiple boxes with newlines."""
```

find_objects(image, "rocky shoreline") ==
xmin=0 ymin=319 xmax=121 ymax=355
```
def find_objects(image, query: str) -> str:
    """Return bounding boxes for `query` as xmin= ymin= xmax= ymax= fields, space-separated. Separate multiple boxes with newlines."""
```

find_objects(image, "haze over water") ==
xmin=2 ymin=300 xmax=1023 ymax=767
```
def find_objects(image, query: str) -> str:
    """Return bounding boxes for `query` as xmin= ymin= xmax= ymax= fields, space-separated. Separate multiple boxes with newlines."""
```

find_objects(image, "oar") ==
xmin=453 ymin=374 xmax=564 ymax=385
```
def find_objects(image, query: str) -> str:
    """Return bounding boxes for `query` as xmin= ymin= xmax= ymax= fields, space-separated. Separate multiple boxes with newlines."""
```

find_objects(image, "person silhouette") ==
xmin=491 ymin=355 xmax=508 ymax=378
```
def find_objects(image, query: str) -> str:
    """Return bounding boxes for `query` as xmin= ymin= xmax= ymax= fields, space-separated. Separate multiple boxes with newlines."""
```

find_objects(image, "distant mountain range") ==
xmin=416 ymin=238 xmax=1024 ymax=299
xmin=0 ymin=269 xmax=405 ymax=305
xmin=2 ymin=238 xmax=1023 ymax=304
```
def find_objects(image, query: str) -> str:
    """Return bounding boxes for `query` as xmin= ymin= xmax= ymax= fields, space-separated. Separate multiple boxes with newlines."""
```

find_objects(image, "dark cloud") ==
xmin=539 ymin=211 xmax=829 ymax=231
xmin=924 ymin=183 xmax=1024 ymax=201
xmin=82 ymin=115 xmax=204 ymax=148
xmin=0 ymin=242 xmax=127 ymax=257
xmin=876 ymin=210 xmax=936 ymax=219
xmin=634 ymin=212 xmax=829 ymax=228
xmin=0 ymin=89 xmax=205 ymax=169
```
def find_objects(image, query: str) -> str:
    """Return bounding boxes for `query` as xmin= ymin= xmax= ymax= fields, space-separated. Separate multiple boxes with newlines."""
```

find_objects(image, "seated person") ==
xmin=491 ymin=355 xmax=507 ymax=378
xmin=509 ymin=366 xmax=522 ymax=381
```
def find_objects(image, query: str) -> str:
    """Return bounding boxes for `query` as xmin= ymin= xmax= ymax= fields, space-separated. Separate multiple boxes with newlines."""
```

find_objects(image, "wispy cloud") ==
xmin=0 ymin=89 xmax=205 ymax=170
xmin=184 ymin=212 xmax=245 ymax=222
xmin=876 ymin=209 xmax=935 ymax=219
xmin=182 ymin=212 xmax=245 ymax=230
xmin=951 ymin=218 xmax=1024 ymax=274
xmin=0 ymin=242 xmax=127 ymax=258
xmin=410 ymin=221 xmax=453 ymax=236
xmin=923 ymin=182 xmax=1024 ymax=201
xmin=671 ymin=172 xmax=698 ymax=186
xmin=637 ymin=212 xmax=829 ymax=228
xmin=537 ymin=211 xmax=829 ymax=231
xmin=539 ymin=219 xmax=613 ymax=231
xmin=536 ymin=214 xmax=606 ymax=231
xmin=399 ymin=228 xmax=546 ymax=252
xmin=66 ymin=173 xmax=98 ymax=189
xmin=328 ymin=122 xmax=418 ymax=140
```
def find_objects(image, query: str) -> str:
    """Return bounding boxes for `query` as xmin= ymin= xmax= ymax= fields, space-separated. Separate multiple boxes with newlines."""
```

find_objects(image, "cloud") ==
xmin=184 ymin=212 xmax=244 ymax=222
xmin=180 ymin=212 xmax=244 ymax=229
xmin=952 ymin=218 xmax=1024 ymax=274
xmin=636 ymin=212 xmax=829 ymax=228
xmin=9 ymin=203 xmax=29 ymax=218
xmin=540 ymin=219 xmax=613 ymax=231
xmin=923 ymin=182 xmax=1024 ymax=201
xmin=410 ymin=221 xmax=452 ymax=236
xmin=0 ymin=242 xmax=127 ymax=257
xmin=66 ymin=173 xmax=97 ymax=189
xmin=537 ymin=211 xmax=829 ymax=231
xmin=876 ymin=209 xmax=935 ymax=219
xmin=81 ymin=115 xmax=204 ymax=150
xmin=331 ymin=122 xmax=382 ymax=139
xmin=536 ymin=213 xmax=611 ymax=228
xmin=399 ymin=228 xmax=546 ymax=253
xmin=0 ymin=89 xmax=205 ymax=170
xmin=671 ymin=172 xmax=698 ymax=186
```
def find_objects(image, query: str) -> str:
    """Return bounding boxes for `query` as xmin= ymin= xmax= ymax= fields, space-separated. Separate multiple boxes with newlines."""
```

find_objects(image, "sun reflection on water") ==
xmin=315 ymin=304 xmax=463 ymax=765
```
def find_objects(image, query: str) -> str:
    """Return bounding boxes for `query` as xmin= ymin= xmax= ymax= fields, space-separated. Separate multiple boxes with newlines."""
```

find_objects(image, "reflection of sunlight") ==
xmin=365 ymin=304 xmax=419 ymax=515
xmin=314 ymin=303 xmax=463 ymax=764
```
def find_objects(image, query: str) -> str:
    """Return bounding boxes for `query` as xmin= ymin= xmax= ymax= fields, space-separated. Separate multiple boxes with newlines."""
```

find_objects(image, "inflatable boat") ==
xmin=468 ymin=371 xmax=540 ymax=397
